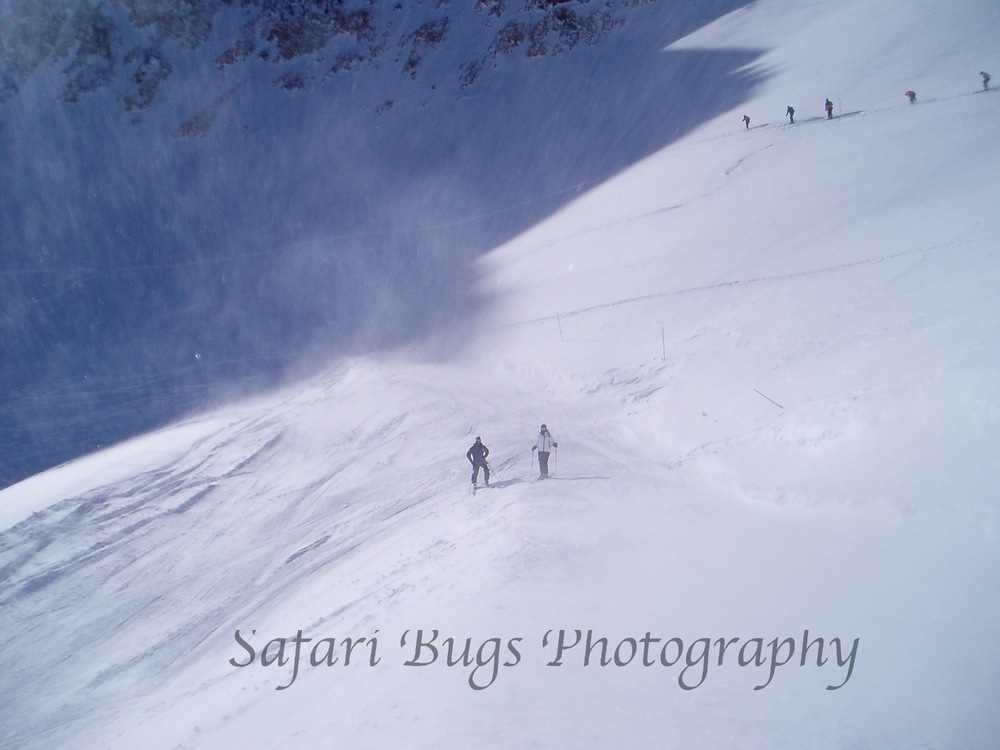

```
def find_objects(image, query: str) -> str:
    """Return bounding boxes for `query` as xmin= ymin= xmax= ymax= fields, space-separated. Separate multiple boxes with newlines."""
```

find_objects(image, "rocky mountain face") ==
xmin=2 ymin=0 xmax=650 ymax=124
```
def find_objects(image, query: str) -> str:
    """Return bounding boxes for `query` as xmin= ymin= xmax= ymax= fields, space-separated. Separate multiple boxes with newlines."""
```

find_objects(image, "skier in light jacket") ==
xmin=532 ymin=424 xmax=558 ymax=479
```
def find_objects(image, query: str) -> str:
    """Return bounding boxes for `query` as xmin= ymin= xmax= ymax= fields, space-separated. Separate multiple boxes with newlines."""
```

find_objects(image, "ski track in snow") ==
xmin=499 ymin=237 xmax=979 ymax=329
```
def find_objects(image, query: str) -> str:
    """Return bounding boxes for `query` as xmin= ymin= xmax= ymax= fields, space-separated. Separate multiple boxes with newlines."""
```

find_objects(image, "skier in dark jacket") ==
xmin=467 ymin=436 xmax=490 ymax=487
xmin=531 ymin=424 xmax=558 ymax=479
xmin=825 ymin=98 xmax=834 ymax=119
xmin=786 ymin=105 xmax=795 ymax=123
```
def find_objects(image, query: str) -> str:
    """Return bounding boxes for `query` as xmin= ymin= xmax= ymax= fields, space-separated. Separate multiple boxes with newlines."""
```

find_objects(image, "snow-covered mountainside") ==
xmin=1 ymin=0 xmax=756 ymax=489
xmin=2 ymin=0 xmax=1000 ymax=747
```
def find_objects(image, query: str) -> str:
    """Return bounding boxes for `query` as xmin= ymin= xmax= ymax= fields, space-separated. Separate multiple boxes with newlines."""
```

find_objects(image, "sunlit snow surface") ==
xmin=2 ymin=0 xmax=1000 ymax=747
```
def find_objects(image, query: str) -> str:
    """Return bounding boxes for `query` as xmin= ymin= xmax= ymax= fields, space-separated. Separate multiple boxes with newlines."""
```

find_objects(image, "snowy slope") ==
xmin=2 ymin=0 xmax=1000 ymax=748
xmin=0 ymin=0 xmax=759 ymax=488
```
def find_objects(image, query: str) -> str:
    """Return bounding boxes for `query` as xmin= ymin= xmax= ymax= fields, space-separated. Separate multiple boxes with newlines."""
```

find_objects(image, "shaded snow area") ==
xmin=2 ymin=0 xmax=1000 ymax=747
xmin=0 ymin=0 xmax=759 ymax=489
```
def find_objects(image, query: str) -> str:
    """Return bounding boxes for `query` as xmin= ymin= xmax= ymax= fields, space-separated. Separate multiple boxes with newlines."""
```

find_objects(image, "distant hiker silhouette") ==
xmin=825 ymin=98 xmax=834 ymax=119
xmin=982 ymin=71 xmax=991 ymax=91
xmin=467 ymin=436 xmax=490 ymax=487
xmin=905 ymin=90 xmax=916 ymax=104
xmin=786 ymin=105 xmax=795 ymax=123
xmin=742 ymin=114 xmax=751 ymax=130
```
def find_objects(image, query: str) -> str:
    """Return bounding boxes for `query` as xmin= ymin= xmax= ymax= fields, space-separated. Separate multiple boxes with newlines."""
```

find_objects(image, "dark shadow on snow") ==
xmin=480 ymin=478 xmax=525 ymax=490
xmin=0 ymin=1 xmax=768 ymax=487
xmin=544 ymin=476 xmax=612 ymax=482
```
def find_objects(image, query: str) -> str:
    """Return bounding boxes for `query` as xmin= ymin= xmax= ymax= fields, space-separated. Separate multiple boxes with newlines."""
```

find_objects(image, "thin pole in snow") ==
xmin=556 ymin=313 xmax=564 ymax=341
xmin=754 ymin=388 xmax=784 ymax=409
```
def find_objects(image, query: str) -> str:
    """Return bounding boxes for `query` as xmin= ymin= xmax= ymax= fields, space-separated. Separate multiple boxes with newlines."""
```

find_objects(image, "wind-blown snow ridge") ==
xmin=1 ymin=0 xmax=762 ymax=489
